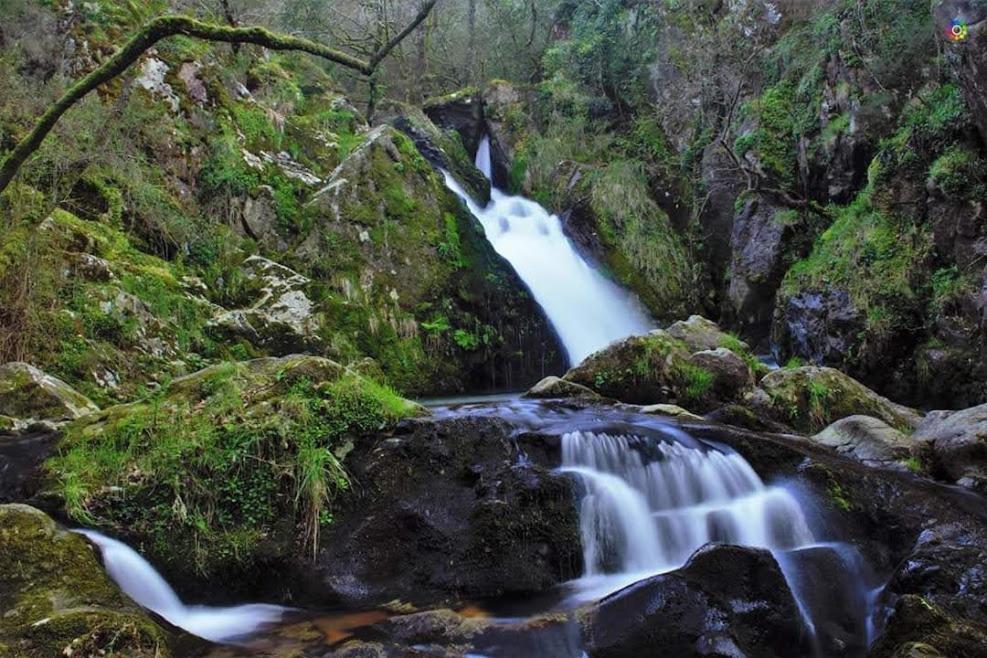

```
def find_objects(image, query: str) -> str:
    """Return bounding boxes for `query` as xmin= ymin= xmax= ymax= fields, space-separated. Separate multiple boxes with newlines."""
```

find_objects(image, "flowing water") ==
xmin=76 ymin=530 xmax=288 ymax=644
xmin=442 ymin=137 xmax=653 ymax=366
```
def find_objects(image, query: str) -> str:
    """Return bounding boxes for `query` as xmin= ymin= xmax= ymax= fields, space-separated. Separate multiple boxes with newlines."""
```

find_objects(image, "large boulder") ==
xmin=582 ymin=544 xmax=810 ymax=658
xmin=688 ymin=347 xmax=755 ymax=399
xmin=756 ymin=366 xmax=921 ymax=434
xmin=299 ymin=124 xmax=564 ymax=394
xmin=665 ymin=314 xmax=746 ymax=353
xmin=308 ymin=415 xmax=582 ymax=607
xmin=0 ymin=504 xmax=170 ymax=657
xmin=811 ymin=415 xmax=915 ymax=470
xmin=0 ymin=362 xmax=98 ymax=427
xmin=45 ymin=355 xmax=423 ymax=600
xmin=913 ymin=404 xmax=987 ymax=492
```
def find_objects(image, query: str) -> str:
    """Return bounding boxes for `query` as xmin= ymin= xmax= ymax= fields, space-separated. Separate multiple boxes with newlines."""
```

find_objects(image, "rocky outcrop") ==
xmin=206 ymin=256 xmax=325 ymax=354
xmin=772 ymin=288 xmax=865 ymax=370
xmin=755 ymin=366 xmax=921 ymax=434
xmin=811 ymin=415 xmax=914 ymax=470
xmin=914 ymin=404 xmax=987 ymax=493
xmin=582 ymin=544 xmax=809 ymax=658
xmin=0 ymin=362 xmax=98 ymax=429
xmin=309 ymin=415 xmax=582 ymax=607
xmin=935 ymin=1 xmax=987 ymax=145
xmin=0 ymin=504 xmax=170 ymax=657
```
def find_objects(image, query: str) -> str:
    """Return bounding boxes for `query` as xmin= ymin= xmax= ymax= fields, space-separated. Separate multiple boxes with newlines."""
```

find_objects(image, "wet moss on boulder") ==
xmin=0 ymin=504 xmax=169 ymax=657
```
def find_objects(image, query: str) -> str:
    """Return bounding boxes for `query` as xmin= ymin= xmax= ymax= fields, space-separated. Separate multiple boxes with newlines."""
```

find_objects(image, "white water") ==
xmin=559 ymin=432 xmax=817 ymax=612
xmin=442 ymin=137 xmax=653 ymax=366
xmin=76 ymin=530 xmax=287 ymax=644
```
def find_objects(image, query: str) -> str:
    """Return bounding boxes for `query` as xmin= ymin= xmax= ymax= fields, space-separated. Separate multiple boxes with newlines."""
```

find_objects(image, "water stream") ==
xmin=442 ymin=137 xmax=653 ymax=366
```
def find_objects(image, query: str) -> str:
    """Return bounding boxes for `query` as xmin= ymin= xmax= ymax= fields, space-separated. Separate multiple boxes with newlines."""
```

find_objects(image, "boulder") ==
xmin=772 ymin=289 xmax=865 ymax=372
xmin=665 ymin=314 xmax=746 ymax=353
xmin=811 ymin=415 xmax=915 ymax=470
xmin=913 ymin=404 xmax=987 ymax=492
xmin=688 ymin=347 xmax=754 ymax=399
xmin=0 ymin=362 xmax=98 ymax=426
xmin=871 ymin=595 xmax=987 ymax=658
xmin=757 ymin=366 xmax=921 ymax=434
xmin=0 ymin=504 xmax=170 ymax=657
xmin=582 ymin=544 xmax=810 ymax=658
xmin=308 ymin=415 xmax=582 ymax=607
xmin=422 ymin=88 xmax=485 ymax=158
xmin=562 ymin=330 xmax=691 ymax=405
xmin=639 ymin=403 xmax=705 ymax=422
xmin=523 ymin=376 xmax=600 ymax=400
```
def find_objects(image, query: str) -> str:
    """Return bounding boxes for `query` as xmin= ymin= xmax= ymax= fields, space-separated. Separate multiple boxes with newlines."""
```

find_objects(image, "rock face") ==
xmin=310 ymin=415 xmax=582 ymax=607
xmin=0 ymin=362 xmax=98 ymax=427
xmin=812 ymin=415 xmax=914 ymax=470
xmin=935 ymin=1 xmax=987 ymax=145
xmin=773 ymin=289 xmax=865 ymax=369
xmin=756 ymin=366 xmax=921 ymax=434
xmin=0 ymin=504 xmax=170 ymax=657
xmin=914 ymin=404 xmax=987 ymax=492
xmin=207 ymin=256 xmax=325 ymax=354
xmin=582 ymin=544 xmax=809 ymax=658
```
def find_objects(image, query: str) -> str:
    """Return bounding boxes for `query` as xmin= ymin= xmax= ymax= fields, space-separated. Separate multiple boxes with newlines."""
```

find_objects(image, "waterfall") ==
xmin=76 ymin=530 xmax=287 ymax=644
xmin=558 ymin=431 xmax=818 ymax=603
xmin=442 ymin=136 xmax=653 ymax=366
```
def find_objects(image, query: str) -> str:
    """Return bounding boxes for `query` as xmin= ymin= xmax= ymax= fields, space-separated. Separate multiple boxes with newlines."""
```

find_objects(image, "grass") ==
xmin=49 ymin=359 xmax=418 ymax=577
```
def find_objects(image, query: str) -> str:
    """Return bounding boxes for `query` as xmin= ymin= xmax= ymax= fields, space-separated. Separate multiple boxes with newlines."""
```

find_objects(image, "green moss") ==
xmin=828 ymin=480 xmax=852 ymax=512
xmin=929 ymin=146 xmax=984 ymax=198
xmin=48 ymin=357 xmax=419 ymax=580
xmin=734 ymin=82 xmax=799 ymax=187
xmin=673 ymin=362 xmax=714 ymax=403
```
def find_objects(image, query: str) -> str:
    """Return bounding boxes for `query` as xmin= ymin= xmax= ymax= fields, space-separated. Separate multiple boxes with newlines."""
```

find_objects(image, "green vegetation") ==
xmin=49 ymin=357 xmax=419 ymax=578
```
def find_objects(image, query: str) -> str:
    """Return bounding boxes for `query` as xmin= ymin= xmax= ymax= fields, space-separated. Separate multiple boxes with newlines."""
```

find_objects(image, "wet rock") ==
xmin=666 ymin=314 xmax=745 ymax=353
xmin=0 ymin=431 xmax=57 ymax=503
xmin=524 ymin=376 xmax=601 ymax=400
xmin=0 ymin=362 xmax=98 ymax=426
xmin=756 ymin=366 xmax=921 ymax=434
xmin=773 ymin=289 xmax=865 ymax=370
xmin=0 ymin=504 xmax=171 ymax=657
xmin=422 ymin=88 xmax=485 ymax=158
xmin=309 ymin=416 xmax=582 ymax=607
xmin=725 ymin=194 xmax=798 ymax=344
xmin=914 ymin=404 xmax=987 ymax=492
xmin=871 ymin=595 xmax=987 ymax=658
xmin=698 ymin=144 xmax=745 ymax=289
xmin=811 ymin=415 xmax=915 ymax=470
xmin=582 ymin=544 xmax=810 ymax=658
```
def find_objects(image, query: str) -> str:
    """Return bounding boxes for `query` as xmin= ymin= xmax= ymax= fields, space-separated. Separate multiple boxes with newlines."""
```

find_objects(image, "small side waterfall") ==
xmin=442 ymin=137 xmax=653 ymax=366
xmin=77 ymin=530 xmax=287 ymax=644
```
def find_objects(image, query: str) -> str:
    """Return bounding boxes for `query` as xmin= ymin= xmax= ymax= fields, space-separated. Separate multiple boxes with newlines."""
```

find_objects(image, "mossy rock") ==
xmin=523 ymin=376 xmax=601 ymax=400
xmin=0 ymin=504 xmax=169 ymax=657
xmin=45 ymin=356 xmax=422 ymax=593
xmin=0 ymin=362 xmax=99 ymax=423
xmin=666 ymin=315 xmax=748 ymax=353
xmin=759 ymin=366 xmax=921 ymax=434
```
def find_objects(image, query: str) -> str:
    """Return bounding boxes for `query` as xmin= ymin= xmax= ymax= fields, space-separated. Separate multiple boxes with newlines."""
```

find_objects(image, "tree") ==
xmin=0 ymin=2 xmax=437 ymax=199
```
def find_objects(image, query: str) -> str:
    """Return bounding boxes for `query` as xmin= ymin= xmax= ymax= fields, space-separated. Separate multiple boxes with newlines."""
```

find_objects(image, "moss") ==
xmin=0 ymin=505 xmax=169 ymax=657
xmin=928 ymin=146 xmax=984 ymax=198
xmin=47 ymin=356 xmax=420 ymax=582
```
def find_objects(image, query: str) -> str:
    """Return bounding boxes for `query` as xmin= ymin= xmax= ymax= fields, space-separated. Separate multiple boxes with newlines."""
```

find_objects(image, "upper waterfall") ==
xmin=442 ymin=136 xmax=653 ymax=366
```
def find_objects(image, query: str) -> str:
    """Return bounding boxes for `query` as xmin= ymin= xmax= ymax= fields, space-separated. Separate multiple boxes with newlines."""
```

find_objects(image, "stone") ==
xmin=639 ymin=403 xmax=704 ymax=422
xmin=0 ymin=362 xmax=98 ymax=424
xmin=757 ymin=366 xmax=921 ymax=434
xmin=0 ymin=504 xmax=170 ymax=657
xmin=665 ymin=314 xmax=745 ymax=353
xmin=812 ymin=415 xmax=915 ymax=470
xmin=582 ymin=544 xmax=809 ymax=658
xmin=913 ymin=404 xmax=987 ymax=492
xmin=523 ymin=376 xmax=600 ymax=400
xmin=688 ymin=347 xmax=754 ymax=399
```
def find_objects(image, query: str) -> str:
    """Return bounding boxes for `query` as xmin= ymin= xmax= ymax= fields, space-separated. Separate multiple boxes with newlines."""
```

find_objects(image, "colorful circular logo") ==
xmin=948 ymin=18 xmax=969 ymax=42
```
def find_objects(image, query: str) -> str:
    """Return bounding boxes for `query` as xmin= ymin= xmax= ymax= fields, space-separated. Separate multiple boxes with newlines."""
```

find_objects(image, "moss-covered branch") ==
xmin=0 ymin=5 xmax=436 ymax=198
